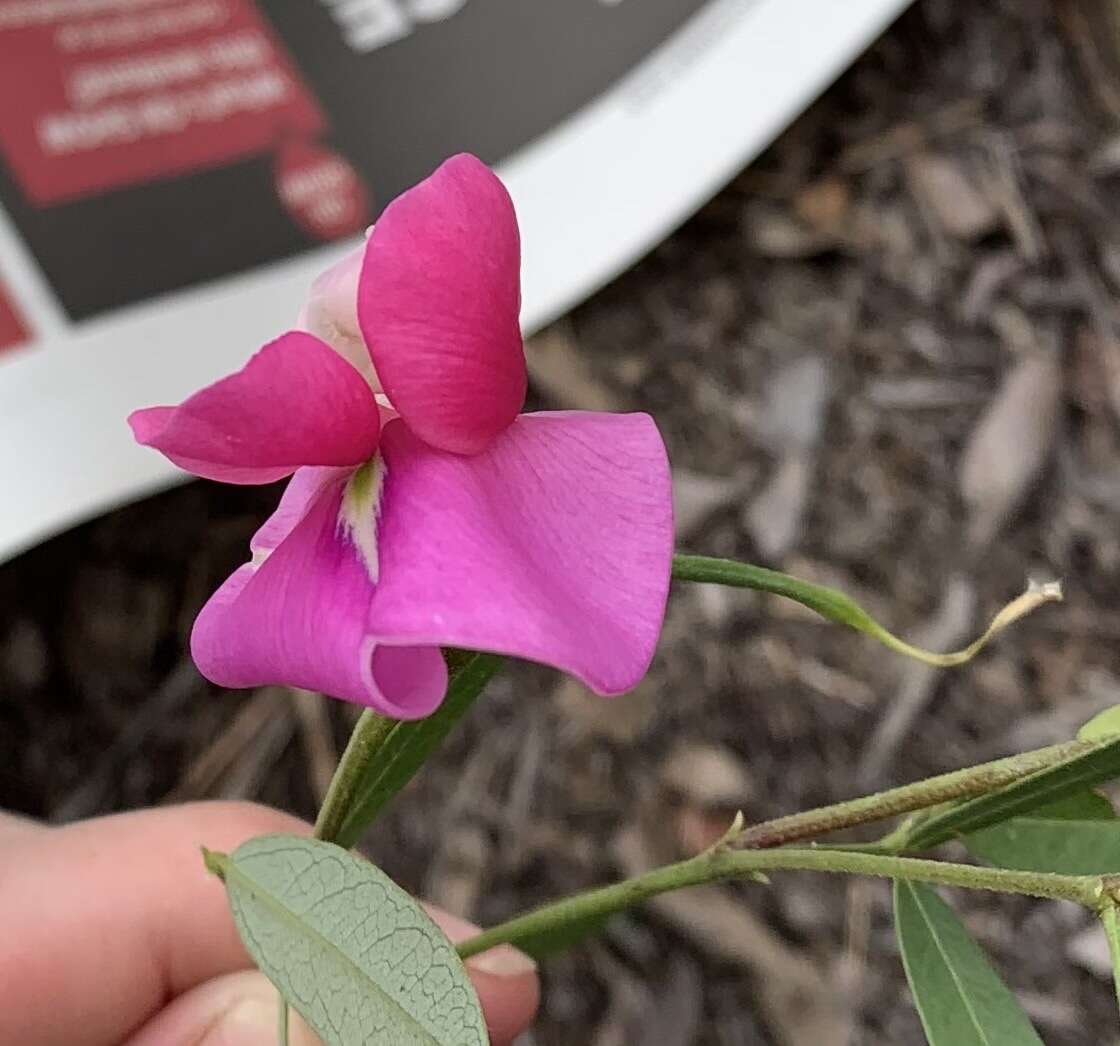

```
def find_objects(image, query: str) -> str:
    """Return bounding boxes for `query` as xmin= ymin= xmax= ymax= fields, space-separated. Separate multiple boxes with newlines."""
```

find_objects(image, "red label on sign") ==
xmin=0 ymin=284 xmax=28 ymax=351
xmin=0 ymin=0 xmax=326 ymax=205
xmin=274 ymin=138 xmax=371 ymax=242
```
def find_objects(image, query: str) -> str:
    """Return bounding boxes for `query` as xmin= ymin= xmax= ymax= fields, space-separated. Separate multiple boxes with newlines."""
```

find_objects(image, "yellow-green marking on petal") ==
xmin=340 ymin=455 xmax=387 ymax=583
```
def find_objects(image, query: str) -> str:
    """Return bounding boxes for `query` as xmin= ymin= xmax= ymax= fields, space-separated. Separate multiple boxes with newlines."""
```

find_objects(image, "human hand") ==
xmin=0 ymin=802 xmax=539 ymax=1045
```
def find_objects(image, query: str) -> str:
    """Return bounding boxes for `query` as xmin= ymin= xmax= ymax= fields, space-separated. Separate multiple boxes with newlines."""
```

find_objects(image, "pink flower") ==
xmin=130 ymin=155 xmax=673 ymax=719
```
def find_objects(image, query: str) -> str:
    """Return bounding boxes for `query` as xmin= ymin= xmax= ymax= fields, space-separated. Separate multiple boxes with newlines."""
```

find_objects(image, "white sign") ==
xmin=0 ymin=0 xmax=911 ymax=561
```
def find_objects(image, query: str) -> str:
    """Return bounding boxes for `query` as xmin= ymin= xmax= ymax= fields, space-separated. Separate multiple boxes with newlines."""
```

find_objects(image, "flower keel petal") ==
xmin=128 ymin=331 xmax=380 ymax=484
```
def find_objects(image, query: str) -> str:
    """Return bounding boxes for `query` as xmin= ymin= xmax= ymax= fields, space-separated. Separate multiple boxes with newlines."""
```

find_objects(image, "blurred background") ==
xmin=4 ymin=1 xmax=1120 ymax=1042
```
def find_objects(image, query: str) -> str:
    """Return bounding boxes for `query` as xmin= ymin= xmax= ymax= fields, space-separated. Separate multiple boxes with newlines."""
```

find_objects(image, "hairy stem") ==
xmin=737 ymin=738 xmax=1096 ymax=849
xmin=457 ymin=847 xmax=1103 ymax=960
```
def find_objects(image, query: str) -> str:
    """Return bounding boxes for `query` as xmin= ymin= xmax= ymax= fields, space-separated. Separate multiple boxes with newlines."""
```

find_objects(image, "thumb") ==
xmin=125 ymin=970 xmax=319 ymax=1046
xmin=126 ymin=949 xmax=539 ymax=1046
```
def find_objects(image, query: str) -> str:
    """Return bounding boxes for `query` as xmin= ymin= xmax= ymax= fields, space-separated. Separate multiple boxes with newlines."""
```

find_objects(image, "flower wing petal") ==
xmin=358 ymin=154 xmax=526 ymax=455
xmin=190 ymin=466 xmax=447 ymax=719
xmin=128 ymin=331 xmax=380 ymax=484
xmin=369 ymin=412 xmax=673 ymax=694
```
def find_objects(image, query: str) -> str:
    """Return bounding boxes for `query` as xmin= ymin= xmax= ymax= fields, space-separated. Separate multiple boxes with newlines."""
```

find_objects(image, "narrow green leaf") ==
xmin=671 ymin=554 xmax=880 ymax=628
xmin=902 ymin=736 xmax=1120 ymax=852
xmin=966 ymin=791 xmax=1120 ymax=874
xmin=333 ymin=652 xmax=503 ymax=850
xmin=1101 ymin=904 xmax=1120 ymax=1015
xmin=205 ymin=835 xmax=487 ymax=1046
xmin=894 ymin=880 xmax=1044 ymax=1046
xmin=671 ymin=554 xmax=1059 ymax=667
xmin=1079 ymin=704 xmax=1120 ymax=741
xmin=1011 ymin=791 xmax=1117 ymax=820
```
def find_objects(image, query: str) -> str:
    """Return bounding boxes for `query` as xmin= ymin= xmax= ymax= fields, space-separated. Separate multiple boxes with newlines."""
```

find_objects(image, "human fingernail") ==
xmin=465 ymin=945 xmax=538 ymax=978
xmin=198 ymin=993 xmax=278 ymax=1046
xmin=201 ymin=994 xmax=319 ymax=1046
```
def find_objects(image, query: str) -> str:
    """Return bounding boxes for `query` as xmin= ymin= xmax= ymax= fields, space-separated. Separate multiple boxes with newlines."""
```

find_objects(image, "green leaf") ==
xmin=966 ymin=791 xmax=1120 ymax=874
xmin=1018 ymin=791 xmax=1116 ymax=819
xmin=902 ymin=735 xmax=1120 ymax=852
xmin=670 ymin=554 xmax=1059 ymax=668
xmin=205 ymin=835 xmax=487 ymax=1046
xmin=333 ymin=652 xmax=503 ymax=850
xmin=671 ymin=553 xmax=882 ymax=628
xmin=1079 ymin=704 xmax=1120 ymax=741
xmin=1101 ymin=904 xmax=1120 ymax=1014
xmin=894 ymin=881 xmax=1044 ymax=1046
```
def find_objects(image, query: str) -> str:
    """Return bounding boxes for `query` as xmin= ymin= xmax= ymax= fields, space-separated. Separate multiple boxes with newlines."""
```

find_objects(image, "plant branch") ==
xmin=457 ymin=846 xmax=1104 ymax=961
xmin=737 ymin=738 xmax=1096 ymax=849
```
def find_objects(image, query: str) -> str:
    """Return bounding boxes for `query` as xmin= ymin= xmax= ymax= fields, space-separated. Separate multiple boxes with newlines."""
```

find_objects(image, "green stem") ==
xmin=277 ymin=996 xmax=289 ymax=1046
xmin=457 ymin=847 xmax=1103 ymax=960
xmin=332 ymin=652 xmax=504 ymax=849
xmin=313 ymin=709 xmax=397 ymax=842
xmin=307 ymin=652 xmax=505 ymax=851
xmin=1102 ymin=905 xmax=1120 ymax=1015
xmin=738 ymin=738 xmax=1096 ymax=849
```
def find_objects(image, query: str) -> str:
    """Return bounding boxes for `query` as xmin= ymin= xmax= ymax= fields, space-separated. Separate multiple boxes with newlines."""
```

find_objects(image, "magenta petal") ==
xmin=368 ymin=412 xmax=674 ymax=694
xmin=190 ymin=466 xmax=448 ymax=718
xmin=358 ymin=154 xmax=527 ymax=456
xmin=128 ymin=331 xmax=380 ymax=484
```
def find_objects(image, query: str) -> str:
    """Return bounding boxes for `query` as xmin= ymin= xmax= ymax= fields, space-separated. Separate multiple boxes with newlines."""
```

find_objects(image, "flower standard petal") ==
xmin=128 ymin=331 xmax=381 ymax=484
xmin=367 ymin=412 xmax=674 ymax=695
xmin=357 ymin=154 xmax=526 ymax=456
xmin=190 ymin=465 xmax=448 ymax=719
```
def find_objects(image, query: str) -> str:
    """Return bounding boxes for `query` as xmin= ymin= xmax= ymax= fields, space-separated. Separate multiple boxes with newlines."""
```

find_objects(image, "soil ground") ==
xmin=4 ymin=2 xmax=1120 ymax=1042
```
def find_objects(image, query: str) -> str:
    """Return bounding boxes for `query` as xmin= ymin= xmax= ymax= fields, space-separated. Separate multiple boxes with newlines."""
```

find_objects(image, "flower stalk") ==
xmin=315 ymin=651 xmax=505 ymax=849
xmin=313 ymin=709 xmax=398 ymax=842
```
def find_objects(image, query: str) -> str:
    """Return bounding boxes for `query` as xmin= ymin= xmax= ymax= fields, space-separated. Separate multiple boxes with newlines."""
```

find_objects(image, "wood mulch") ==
xmin=5 ymin=1 xmax=1120 ymax=1041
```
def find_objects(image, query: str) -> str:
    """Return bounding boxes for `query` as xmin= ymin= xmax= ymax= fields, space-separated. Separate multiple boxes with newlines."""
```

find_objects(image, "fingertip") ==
xmin=164 ymin=799 xmax=312 ymax=844
xmin=0 ymin=800 xmax=313 ymax=1046
xmin=0 ymin=810 xmax=46 ymax=842
xmin=125 ymin=970 xmax=319 ymax=1046
xmin=467 ymin=965 xmax=542 ymax=1046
